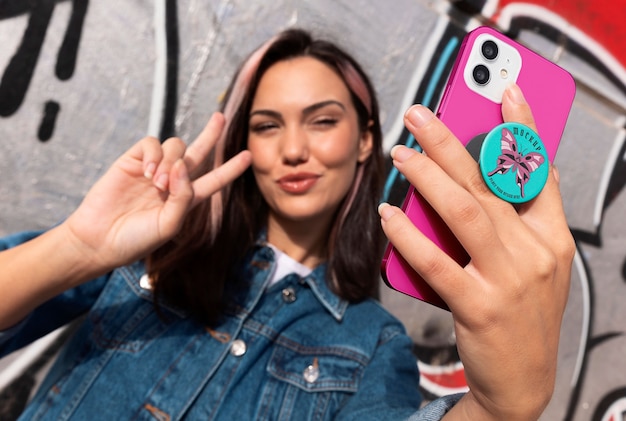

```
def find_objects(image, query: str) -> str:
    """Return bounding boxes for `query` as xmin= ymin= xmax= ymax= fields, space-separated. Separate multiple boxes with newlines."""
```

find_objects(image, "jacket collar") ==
xmin=304 ymin=264 xmax=348 ymax=322
xmin=253 ymin=234 xmax=348 ymax=322
xmin=127 ymin=232 xmax=350 ymax=323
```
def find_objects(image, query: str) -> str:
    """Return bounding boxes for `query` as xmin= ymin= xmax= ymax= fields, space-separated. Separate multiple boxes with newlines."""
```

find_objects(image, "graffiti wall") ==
xmin=1 ymin=1 xmax=625 ymax=420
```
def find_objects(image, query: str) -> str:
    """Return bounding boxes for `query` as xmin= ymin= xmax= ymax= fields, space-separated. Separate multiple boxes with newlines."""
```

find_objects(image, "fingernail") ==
xmin=144 ymin=162 xmax=156 ymax=179
xmin=390 ymin=145 xmax=416 ymax=163
xmin=155 ymin=173 xmax=169 ymax=191
xmin=404 ymin=105 xmax=434 ymax=128
xmin=174 ymin=159 xmax=189 ymax=181
xmin=378 ymin=202 xmax=397 ymax=221
xmin=506 ymin=83 xmax=526 ymax=105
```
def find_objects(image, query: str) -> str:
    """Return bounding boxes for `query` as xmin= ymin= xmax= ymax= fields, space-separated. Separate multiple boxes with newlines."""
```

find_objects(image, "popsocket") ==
xmin=479 ymin=122 xmax=548 ymax=203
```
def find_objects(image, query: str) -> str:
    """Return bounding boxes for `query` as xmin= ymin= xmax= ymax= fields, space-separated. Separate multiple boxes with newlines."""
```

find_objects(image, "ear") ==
xmin=357 ymin=120 xmax=374 ymax=163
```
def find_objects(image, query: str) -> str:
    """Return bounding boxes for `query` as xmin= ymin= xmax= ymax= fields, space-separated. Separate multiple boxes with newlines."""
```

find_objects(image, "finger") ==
xmin=501 ymin=83 xmax=537 ymax=132
xmin=121 ymin=136 xmax=163 ymax=178
xmin=502 ymin=83 xmax=561 ymax=219
xmin=379 ymin=203 xmax=470 ymax=304
xmin=184 ymin=112 xmax=225 ymax=178
xmin=518 ymin=166 xmax=574 ymax=262
xmin=404 ymin=105 xmax=503 ymax=208
xmin=153 ymin=137 xmax=187 ymax=191
xmin=503 ymin=85 xmax=573 ymax=248
xmin=191 ymin=150 xmax=252 ymax=208
xmin=390 ymin=145 xmax=507 ymax=270
xmin=160 ymin=159 xmax=194 ymax=237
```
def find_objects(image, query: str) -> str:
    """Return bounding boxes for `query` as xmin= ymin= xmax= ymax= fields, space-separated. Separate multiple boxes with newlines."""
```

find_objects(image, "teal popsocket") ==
xmin=479 ymin=122 xmax=548 ymax=203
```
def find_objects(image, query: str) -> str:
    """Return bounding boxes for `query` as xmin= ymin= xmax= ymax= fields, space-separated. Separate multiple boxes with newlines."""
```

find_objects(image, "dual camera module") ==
xmin=472 ymin=40 xmax=498 ymax=85
xmin=463 ymin=34 xmax=520 ymax=103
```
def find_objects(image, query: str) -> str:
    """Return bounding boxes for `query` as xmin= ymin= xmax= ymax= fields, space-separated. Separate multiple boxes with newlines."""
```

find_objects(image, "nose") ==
xmin=281 ymin=125 xmax=309 ymax=165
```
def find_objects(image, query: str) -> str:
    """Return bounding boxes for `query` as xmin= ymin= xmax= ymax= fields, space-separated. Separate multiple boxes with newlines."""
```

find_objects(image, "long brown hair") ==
xmin=148 ymin=28 xmax=385 ymax=326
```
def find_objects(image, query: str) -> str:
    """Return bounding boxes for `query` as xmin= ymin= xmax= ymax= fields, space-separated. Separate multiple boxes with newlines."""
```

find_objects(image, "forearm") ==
xmin=0 ymin=223 xmax=105 ymax=330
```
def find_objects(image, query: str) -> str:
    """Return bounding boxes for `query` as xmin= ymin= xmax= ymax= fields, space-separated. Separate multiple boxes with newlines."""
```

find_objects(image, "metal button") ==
xmin=139 ymin=273 xmax=153 ymax=290
xmin=282 ymin=287 xmax=297 ymax=303
xmin=303 ymin=358 xmax=320 ymax=384
xmin=230 ymin=339 xmax=247 ymax=357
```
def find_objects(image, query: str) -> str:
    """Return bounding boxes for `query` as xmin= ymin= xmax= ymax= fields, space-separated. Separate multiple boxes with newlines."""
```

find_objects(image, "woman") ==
xmin=0 ymin=29 xmax=573 ymax=420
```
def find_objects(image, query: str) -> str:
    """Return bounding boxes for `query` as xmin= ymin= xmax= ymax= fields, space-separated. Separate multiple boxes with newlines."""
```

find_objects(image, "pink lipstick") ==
xmin=277 ymin=173 xmax=320 ymax=194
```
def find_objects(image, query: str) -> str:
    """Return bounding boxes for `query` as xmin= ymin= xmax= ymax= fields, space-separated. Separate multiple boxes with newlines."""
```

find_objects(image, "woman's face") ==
xmin=248 ymin=56 xmax=372 ymax=233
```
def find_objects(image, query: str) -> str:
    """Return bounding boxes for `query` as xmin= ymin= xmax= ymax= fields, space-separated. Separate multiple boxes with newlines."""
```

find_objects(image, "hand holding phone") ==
xmin=378 ymin=86 xmax=575 ymax=421
xmin=381 ymin=26 xmax=575 ymax=309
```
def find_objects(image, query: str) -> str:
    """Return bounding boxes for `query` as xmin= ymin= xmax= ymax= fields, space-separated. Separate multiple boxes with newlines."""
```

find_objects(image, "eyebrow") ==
xmin=249 ymin=100 xmax=346 ymax=120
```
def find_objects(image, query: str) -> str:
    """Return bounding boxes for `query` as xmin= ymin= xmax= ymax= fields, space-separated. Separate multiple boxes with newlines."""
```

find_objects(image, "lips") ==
xmin=277 ymin=172 xmax=320 ymax=194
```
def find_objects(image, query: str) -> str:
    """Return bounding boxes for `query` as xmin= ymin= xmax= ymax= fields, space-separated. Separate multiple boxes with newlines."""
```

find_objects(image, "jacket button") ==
xmin=139 ymin=273 xmax=153 ymax=290
xmin=230 ymin=339 xmax=247 ymax=357
xmin=282 ymin=287 xmax=297 ymax=303
xmin=303 ymin=358 xmax=320 ymax=384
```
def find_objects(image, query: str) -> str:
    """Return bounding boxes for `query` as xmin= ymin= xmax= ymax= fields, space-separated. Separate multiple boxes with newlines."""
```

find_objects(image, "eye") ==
xmin=250 ymin=120 xmax=279 ymax=134
xmin=311 ymin=116 xmax=339 ymax=128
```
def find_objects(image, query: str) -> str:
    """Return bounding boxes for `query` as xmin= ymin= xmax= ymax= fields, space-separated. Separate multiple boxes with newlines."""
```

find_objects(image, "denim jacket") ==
xmin=1 ymin=231 xmax=462 ymax=420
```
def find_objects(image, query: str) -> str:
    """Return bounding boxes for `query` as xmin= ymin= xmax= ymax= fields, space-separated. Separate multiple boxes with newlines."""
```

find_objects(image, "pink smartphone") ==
xmin=381 ymin=26 xmax=576 ymax=309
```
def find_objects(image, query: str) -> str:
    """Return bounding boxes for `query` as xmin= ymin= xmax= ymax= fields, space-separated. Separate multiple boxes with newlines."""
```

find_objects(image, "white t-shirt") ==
xmin=266 ymin=244 xmax=313 ymax=287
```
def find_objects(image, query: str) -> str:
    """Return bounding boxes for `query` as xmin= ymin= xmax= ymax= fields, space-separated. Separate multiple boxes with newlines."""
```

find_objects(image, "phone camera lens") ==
xmin=481 ymin=40 xmax=498 ymax=60
xmin=472 ymin=64 xmax=490 ymax=85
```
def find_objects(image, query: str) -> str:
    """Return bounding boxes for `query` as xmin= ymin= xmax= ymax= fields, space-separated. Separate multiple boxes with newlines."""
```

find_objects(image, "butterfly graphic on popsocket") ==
xmin=480 ymin=122 xmax=549 ymax=203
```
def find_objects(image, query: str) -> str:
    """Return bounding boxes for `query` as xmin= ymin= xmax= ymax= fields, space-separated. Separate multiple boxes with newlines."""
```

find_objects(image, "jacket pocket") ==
xmin=259 ymin=343 xmax=367 ymax=420
xmin=268 ymin=344 xmax=366 ymax=392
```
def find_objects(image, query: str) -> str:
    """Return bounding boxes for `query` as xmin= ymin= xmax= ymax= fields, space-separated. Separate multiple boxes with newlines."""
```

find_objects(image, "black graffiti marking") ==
xmin=450 ymin=0 xmax=488 ymax=15
xmin=0 ymin=0 xmax=55 ymax=19
xmin=0 ymin=0 xmax=179 ymax=142
xmin=0 ymin=0 xmax=58 ymax=117
xmin=592 ymin=387 xmax=626 ymax=421
xmin=56 ymin=0 xmax=88 ymax=81
xmin=38 ymin=100 xmax=60 ymax=142
xmin=0 ymin=0 xmax=88 ymax=142
xmin=159 ymin=0 xmax=179 ymax=141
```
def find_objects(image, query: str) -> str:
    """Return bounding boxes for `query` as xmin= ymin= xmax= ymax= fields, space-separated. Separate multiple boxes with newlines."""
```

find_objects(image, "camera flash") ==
xmin=500 ymin=68 xmax=509 ymax=79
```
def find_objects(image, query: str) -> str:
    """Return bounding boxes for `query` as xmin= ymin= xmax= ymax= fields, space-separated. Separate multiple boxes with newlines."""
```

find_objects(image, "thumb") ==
xmin=501 ymin=83 xmax=537 ymax=132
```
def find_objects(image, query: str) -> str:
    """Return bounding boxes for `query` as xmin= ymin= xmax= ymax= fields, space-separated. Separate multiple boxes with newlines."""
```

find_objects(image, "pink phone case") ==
xmin=381 ymin=26 xmax=576 ymax=309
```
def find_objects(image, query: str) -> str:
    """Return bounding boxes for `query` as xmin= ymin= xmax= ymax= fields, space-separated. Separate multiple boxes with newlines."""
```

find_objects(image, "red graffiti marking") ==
xmin=492 ymin=0 xmax=626 ymax=70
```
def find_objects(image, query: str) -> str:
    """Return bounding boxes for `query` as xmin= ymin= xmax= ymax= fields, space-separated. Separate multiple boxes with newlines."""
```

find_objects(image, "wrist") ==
xmin=56 ymin=221 xmax=112 ymax=282
xmin=443 ymin=390 xmax=549 ymax=421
